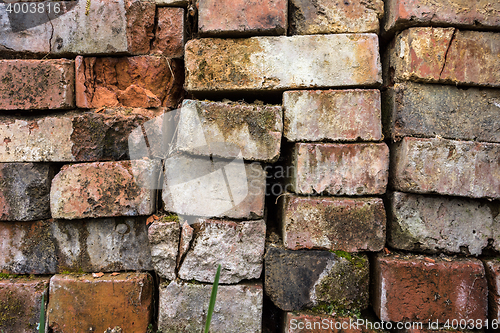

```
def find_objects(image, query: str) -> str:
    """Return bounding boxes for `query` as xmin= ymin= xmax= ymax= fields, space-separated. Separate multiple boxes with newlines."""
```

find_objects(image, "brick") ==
xmin=289 ymin=0 xmax=383 ymax=35
xmin=178 ymin=218 xmax=265 ymax=284
xmin=185 ymin=34 xmax=382 ymax=92
xmin=265 ymin=247 xmax=369 ymax=311
xmin=198 ymin=0 xmax=287 ymax=36
xmin=0 ymin=276 xmax=49 ymax=332
xmin=391 ymin=137 xmax=500 ymax=199
xmin=177 ymin=99 xmax=283 ymax=162
xmin=48 ymin=273 xmax=153 ymax=332
xmin=384 ymin=0 xmax=500 ymax=35
xmin=75 ymin=55 xmax=183 ymax=109
xmin=384 ymin=82 xmax=500 ymax=143
xmin=0 ymin=59 xmax=74 ymax=110
xmin=0 ymin=163 xmax=52 ymax=221
xmin=158 ymin=280 xmax=263 ymax=333
xmin=153 ymin=0 xmax=187 ymax=5
xmin=284 ymin=313 xmax=387 ymax=333
xmin=388 ymin=192 xmax=499 ymax=255
xmin=372 ymin=253 xmax=487 ymax=322
xmin=280 ymin=194 xmax=386 ymax=252
xmin=290 ymin=143 xmax=389 ymax=196
xmin=0 ymin=217 xmax=153 ymax=274
xmin=148 ymin=220 xmax=180 ymax=280
xmin=50 ymin=160 xmax=159 ymax=219
xmin=387 ymin=28 xmax=500 ymax=88
xmin=151 ymin=7 xmax=185 ymax=58
xmin=283 ymin=89 xmax=382 ymax=142
xmin=163 ymin=156 xmax=266 ymax=219
xmin=0 ymin=108 xmax=165 ymax=162
xmin=393 ymin=328 xmax=480 ymax=333
xmin=484 ymin=259 xmax=500 ymax=321
xmin=0 ymin=0 xmax=155 ymax=55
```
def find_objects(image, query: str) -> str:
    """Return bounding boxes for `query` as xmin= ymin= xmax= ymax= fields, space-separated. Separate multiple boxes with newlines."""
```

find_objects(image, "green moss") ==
xmin=0 ymin=273 xmax=20 ymax=280
xmin=332 ymin=251 xmax=367 ymax=269
xmin=162 ymin=214 xmax=179 ymax=222
xmin=0 ymin=291 xmax=24 ymax=328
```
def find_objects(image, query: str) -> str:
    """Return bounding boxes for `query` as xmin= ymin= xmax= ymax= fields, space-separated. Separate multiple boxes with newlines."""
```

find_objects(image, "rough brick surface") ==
xmin=280 ymin=194 xmax=386 ymax=252
xmin=387 ymin=28 xmax=500 ymax=87
xmin=391 ymin=137 xmax=500 ymax=199
xmin=0 ymin=0 xmax=155 ymax=55
xmin=151 ymin=7 xmax=185 ymax=58
xmin=283 ymin=89 xmax=382 ymax=142
xmin=177 ymin=99 xmax=282 ymax=162
xmin=0 ymin=163 xmax=52 ymax=221
xmin=48 ymin=273 xmax=153 ymax=333
xmin=148 ymin=220 xmax=180 ymax=280
xmin=51 ymin=160 xmax=159 ymax=219
xmin=198 ymin=0 xmax=287 ymax=36
xmin=75 ymin=56 xmax=183 ymax=109
xmin=178 ymin=219 xmax=266 ymax=283
xmin=0 ymin=60 xmax=74 ymax=110
xmin=291 ymin=143 xmax=389 ymax=196
xmin=284 ymin=313 xmax=386 ymax=333
xmin=265 ymin=247 xmax=369 ymax=312
xmin=388 ymin=192 xmax=499 ymax=255
xmin=0 ymin=276 xmax=49 ymax=332
xmin=185 ymin=34 xmax=382 ymax=92
xmin=484 ymin=259 xmax=500 ymax=321
xmin=289 ymin=0 xmax=384 ymax=34
xmin=159 ymin=280 xmax=263 ymax=333
xmin=154 ymin=0 xmax=187 ymax=5
xmin=384 ymin=82 xmax=500 ymax=143
xmin=372 ymin=254 xmax=488 ymax=322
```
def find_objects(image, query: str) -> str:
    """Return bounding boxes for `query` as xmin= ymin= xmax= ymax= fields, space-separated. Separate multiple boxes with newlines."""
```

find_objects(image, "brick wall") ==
xmin=0 ymin=0 xmax=499 ymax=332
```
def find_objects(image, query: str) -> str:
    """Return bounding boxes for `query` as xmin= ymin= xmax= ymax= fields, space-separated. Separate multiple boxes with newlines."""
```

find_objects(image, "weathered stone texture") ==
xmin=48 ymin=273 xmax=153 ymax=332
xmin=151 ymin=7 xmax=185 ymax=58
xmin=289 ymin=0 xmax=384 ymax=34
xmin=384 ymin=82 xmax=500 ymax=143
xmin=265 ymin=247 xmax=369 ymax=312
xmin=185 ymin=34 xmax=382 ymax=92
xmin=148 ymin=220 xmax=180 ymax=280
xmin=0 ymin=59 xmax=74 ymax=110
xmin=159 ymin=280 xmax=263 ymax=333
xmin=484 ymin=259 xmax=500 ymax=321
xmin=291 ymin=143 xmax=389 ymax=196
xmin=280 ymin=194 xmax=386 ymax=252
xmin=372 ymin=254 xmax=487 ymax=322
xmin=51 ymin=160 xmax=159 ymax=219
xmin=391 ymin=137 xmax=500 ymax=199
xmin=283 ymin=89 xmax=382 ymax=142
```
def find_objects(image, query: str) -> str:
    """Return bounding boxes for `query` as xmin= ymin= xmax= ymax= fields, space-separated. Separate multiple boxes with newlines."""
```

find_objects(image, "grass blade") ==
xmin=39 ymin=293 xmax=45 ymax=333
xmin=204 ymin=264 xmax=221 ymax=333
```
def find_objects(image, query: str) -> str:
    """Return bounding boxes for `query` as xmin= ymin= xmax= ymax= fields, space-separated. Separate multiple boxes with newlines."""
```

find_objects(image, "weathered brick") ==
xmin=0 ymin=59 xmax=74 ymax=110
xmin=290 ymin=143 xmax=389 ymax=196
xmin=289 ymin=0 xmax=384 ymax=35
xmin=383 ymin=82 xmax=500 ymax=143
xmin=177 ymin=99 xmax=282 ymax=162
xmin=280 ymin=194 xmax=386 ymax=252
xmin=151 ymin=7 xmax=185 ymax=58
xmin=265 ymin=247 xmax=369 ymax=312
xmin=0 ymin=217 xmax=153 ymax=274
xmin=484 ymin=259 xmax=500 ymax=321
xmin=387 ymin=28 xmax=500 ymax=87
xmin=153 ymin=0 xmax=187 ymax=5
xmin=0 ymin=276 xmax=49 ymax=333
xmin=372 ymin=253 xmax=487 ymax=322
xmin=158 ymin=280 xmax=263 ymax=333
xmin=163 ymin=157 xmax=266 ymax=219
xmin=178 ymin=218 xmax=265 ymax=283
xmin=283 ymin=89 xmax=382 ymax=142
xmin=388 ymin=192 xmax=499 ymax=255
xmin=185 ymin=34 xmax=382 ymax=92
xmin=284 ymin=313 xmax=387 ymax=333
xmin=51 ymin=160 xmax=159 ymax=219
xmin=391 ymin=137 xmax=500 ymax=199
xmin=393 ymin=328 xmax=480 ymax=333
xmin=75 ymin=55 xmax=183 ymax=109
xmin=48 ymin=273 xmax=153 ymax=332
xmin=148 ymin=220 xmax=180 ymax=280
xmin=0 ymin=0 xmax=155 ymax=55
xmin=384 ymin=0 xmax=500 ymax=35
xmin=198 ymin=0 xmax=287 ymax=36
xmin=0 ymin=108 xmax=164 ymax=162
xmin=0 ymin=163 xmax=52 ymax=221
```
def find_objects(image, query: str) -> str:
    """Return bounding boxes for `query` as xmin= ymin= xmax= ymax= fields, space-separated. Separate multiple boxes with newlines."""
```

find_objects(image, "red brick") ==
xmin=387 ymin=28 xmax=500 ymax=88
xmin=75 ymin=55 xmax=183 ymax=109
xmin=280 ymin=194 xmax=386 ymax=252
xmin=0 ymin=59 xmax=74 ymax=110
xmin=48 ymin=273 xmax=153 ymax=333
xmin=291 ymin=143 xmax=389 ymax=196
xmin=391 ymin=137 xmax=500 ymax=199
xmin=484 ymin=259 xmax=500 ymax=321
xmin=284 ymin=313 xmax=385 ymax=332
xmin=151 ymin=7 xmax=184 ymax=58
xmin=0 ymin=276 xmax=49 ymax=332
xmin=372 ymin=253 xmax=487 ymax=322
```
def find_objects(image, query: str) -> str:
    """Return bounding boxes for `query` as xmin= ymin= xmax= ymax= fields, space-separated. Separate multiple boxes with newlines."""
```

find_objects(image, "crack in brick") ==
xmin=439 ymin=28 xmax=457 ymax=79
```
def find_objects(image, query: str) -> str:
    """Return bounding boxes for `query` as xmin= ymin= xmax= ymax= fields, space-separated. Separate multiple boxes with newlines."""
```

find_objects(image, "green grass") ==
xmin=204 ymin=264 xmax=221 ymax=333
xmin=38 ymin=293 xmax=45 ymax=333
